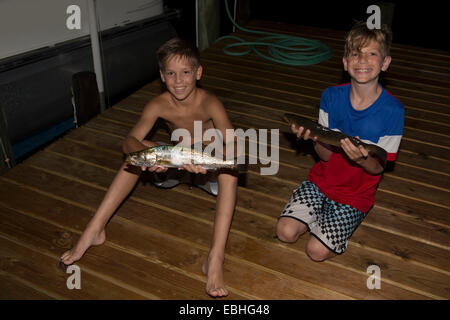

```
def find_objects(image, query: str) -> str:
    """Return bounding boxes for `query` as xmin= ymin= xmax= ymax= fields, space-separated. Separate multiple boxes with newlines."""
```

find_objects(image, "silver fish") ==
xmin=125 ymin=145 xmax=237 ymax=170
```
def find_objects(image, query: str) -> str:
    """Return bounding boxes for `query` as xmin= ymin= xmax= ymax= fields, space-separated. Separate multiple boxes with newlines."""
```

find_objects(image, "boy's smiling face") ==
xmin=343 ymin=40 xmax=391 ymax=85
xmin=160 ymin=55 xmax=202 ymax=101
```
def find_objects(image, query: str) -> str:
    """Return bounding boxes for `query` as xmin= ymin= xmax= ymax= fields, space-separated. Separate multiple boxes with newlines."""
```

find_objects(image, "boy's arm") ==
xmin=207 ymin=96 xmax=236 ymax=157
xmin=314 ymin=141 xmax=333 ymax=162
xmin=122 ymin=99 xmax=160 ymax=154
xmin=122 ymin=99 xmax=168 ymax=173
xmin=341 ymin=137 xmax=384 ymax=175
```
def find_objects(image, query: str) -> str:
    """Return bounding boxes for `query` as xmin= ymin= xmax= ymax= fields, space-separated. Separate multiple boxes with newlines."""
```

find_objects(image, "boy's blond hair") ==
xmin=157 ymin=37 xmax=201 ymax=71
xmin=344 ymin=21 xmax=392 ymax=58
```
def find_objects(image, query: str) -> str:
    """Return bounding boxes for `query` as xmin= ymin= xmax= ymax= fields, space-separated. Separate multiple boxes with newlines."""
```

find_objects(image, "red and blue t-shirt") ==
xmin=308 ymin=83 xmax=404 ymax=213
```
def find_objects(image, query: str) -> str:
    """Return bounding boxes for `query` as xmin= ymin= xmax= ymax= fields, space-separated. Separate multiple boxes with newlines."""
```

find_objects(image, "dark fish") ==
xmin=283 ymin=113 xmax=387 ymax=166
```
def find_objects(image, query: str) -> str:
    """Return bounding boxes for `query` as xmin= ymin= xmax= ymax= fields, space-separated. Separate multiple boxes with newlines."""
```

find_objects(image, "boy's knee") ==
xmin=306 ymin=239 xmax=334 ymax=262
xmin=276 ymin=219 xmax=304 ymax=243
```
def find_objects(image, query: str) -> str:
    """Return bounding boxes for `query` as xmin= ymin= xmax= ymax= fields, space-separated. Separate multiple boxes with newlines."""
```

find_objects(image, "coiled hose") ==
xmin=215 ymin=0 xmax=333 ymax=66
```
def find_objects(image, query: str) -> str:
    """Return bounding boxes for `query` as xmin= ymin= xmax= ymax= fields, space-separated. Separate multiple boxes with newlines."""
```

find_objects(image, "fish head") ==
xmin=126 ymin=149 xmax=157 ymax=166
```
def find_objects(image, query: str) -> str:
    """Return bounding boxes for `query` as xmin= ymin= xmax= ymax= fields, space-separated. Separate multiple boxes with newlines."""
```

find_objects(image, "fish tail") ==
xmin=366 ymin=145 xmax=387 ymax=167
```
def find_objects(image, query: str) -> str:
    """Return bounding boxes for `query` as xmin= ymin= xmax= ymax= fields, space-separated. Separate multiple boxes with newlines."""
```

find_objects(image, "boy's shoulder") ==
xmin=198 ymin=88 xmax=221 ymax=103
xmin=383 ymin=88 xmax=404 ymax=112
xmin=324 ymin=82 xmax=350 ymax=95
xmin=143 ymin=92 xmax=168 ymax=108
xmin=322 ymin=83 xmax=351 ymax=99
xmin=197 ymin=88 xmax=225 ymax=114
xmin=320 ymin=83 xmax=350 ymax=109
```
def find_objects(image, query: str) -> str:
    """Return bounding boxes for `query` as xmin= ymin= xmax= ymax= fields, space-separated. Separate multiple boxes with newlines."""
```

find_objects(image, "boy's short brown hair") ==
xmin=157 ymin=37 xmax=201 ymax=71
xmin=344 ymin=21 xmax=392 ymax=58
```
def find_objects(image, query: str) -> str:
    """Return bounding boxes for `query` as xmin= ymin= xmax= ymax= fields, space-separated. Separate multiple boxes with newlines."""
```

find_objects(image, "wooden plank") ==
xmin=202 ymin=49 xmax=450 ymax=107
xmin=230 ymin=24 xmax=450 ymax=83
xmin=16 ymin=144 xmax=449 ymax=299
xmin=208 ymin=41 xmax=450 ymax=114
xmin=0 ymin=224 xmax=147 ymax=300
xmin=0 ymin=271 xmax=55 ymax=300
xmin=0 ymin=204 xmax=215 ymax=300
xmin=0 ymin=169 xmax=347 ymax=300
xmin=201 ymin=57 xmax=450 ymax=114
xmin=0 ymin=180 xmax=249 ymax=300
xmin=201 ymin=52 xmax=450 ymax=99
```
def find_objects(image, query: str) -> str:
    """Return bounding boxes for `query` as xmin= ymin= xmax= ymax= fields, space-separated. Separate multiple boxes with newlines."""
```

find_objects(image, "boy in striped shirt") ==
xmin=276 ymin=22 xmax=404 ymax=260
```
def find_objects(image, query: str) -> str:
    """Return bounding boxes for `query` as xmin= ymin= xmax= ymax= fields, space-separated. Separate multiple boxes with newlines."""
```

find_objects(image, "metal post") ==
xmin=87 ymin=0 xmax=106 ymax=112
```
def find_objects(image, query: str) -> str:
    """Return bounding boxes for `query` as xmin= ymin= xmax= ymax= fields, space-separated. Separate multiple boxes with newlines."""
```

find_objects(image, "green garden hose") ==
xmin=215 ymin=0 xmax=333 ymax=66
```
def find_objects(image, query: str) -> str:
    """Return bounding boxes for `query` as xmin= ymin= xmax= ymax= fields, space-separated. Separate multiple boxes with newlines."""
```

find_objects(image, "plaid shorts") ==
xmin=279 ymin=181 xmax=365 ymax=254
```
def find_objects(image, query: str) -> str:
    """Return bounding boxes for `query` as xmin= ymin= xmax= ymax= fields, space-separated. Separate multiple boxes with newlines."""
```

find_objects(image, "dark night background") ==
xmin=165 ymin=0 xmax=449 ymax=51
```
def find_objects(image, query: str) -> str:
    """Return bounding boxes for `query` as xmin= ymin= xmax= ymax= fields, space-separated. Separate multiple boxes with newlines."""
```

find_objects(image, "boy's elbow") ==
xmin=368 ymin=159 xmax=385 ymax=175
xmin=122 ymin=136 xmax=133 ymax=154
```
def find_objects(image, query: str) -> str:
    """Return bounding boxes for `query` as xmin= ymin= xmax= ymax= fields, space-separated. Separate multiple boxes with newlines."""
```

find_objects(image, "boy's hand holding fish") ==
xmin=290 ymin=122 xmax=369 ymax=163
xmin=290 ymin=123 xmax=318 ymax=142
xmin=340 ymin=137 xmax=369 ymax=163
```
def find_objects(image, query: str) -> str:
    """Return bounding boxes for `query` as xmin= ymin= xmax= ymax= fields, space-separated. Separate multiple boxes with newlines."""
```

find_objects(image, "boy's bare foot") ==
xmin=202 ymin=255 xmax=228 ymax=298
xmin=60 ymin=228 xmax=106 ymax=265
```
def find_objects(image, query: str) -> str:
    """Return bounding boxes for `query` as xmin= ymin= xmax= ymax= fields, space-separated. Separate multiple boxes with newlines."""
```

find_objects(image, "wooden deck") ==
xmin=1 ymin=21 xmax=449 ymax=300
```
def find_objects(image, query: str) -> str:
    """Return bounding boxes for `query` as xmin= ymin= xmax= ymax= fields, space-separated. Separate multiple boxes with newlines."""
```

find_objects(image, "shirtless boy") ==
xmin=61 ymin=38 xmax=238 ymax=298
